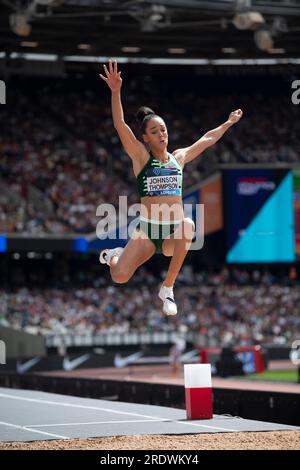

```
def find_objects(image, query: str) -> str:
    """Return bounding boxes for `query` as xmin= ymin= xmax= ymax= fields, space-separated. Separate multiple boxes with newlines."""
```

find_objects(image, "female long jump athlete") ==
xmin=99 ymin=60 xmax=242 ymax=316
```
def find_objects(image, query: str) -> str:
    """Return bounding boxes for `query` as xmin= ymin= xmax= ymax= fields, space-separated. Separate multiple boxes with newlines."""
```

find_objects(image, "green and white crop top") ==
xmin=136 ymin=150 xmax=183 ymax=198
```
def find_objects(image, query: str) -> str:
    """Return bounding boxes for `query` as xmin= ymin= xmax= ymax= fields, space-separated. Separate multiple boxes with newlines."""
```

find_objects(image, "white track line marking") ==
xmin=174 ymin=421 xmax=237 ymax=432
xmin=26 ymin=419 xmax=237 ymax=432
xmin=26 ymin=419 xmax=169 ymax=428
xmin=0 ymin=392 xmax=164 ymax=420
xmin=0 ymin=392 xmax=238 ymax=433
xmin=0 ymin=420 xmax=68 ymax=439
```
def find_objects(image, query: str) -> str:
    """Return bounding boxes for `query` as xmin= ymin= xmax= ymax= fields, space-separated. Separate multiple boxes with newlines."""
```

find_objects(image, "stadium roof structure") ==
xmin=1 ymin=0 xmax=300 ymax=61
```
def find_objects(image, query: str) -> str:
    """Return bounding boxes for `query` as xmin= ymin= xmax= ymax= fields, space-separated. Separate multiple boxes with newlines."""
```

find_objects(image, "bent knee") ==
xmin=183 ymin=217 xmax=195 ymax=239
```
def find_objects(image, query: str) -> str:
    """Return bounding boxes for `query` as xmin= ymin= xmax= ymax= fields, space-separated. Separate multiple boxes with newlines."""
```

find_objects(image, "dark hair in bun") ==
xmin=135 ymin=106 xmax=158 ymax=133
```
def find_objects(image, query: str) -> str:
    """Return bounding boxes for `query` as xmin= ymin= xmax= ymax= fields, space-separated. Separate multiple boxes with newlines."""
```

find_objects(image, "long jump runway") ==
xmin=0 ymin=388 xmax=298 ymax=442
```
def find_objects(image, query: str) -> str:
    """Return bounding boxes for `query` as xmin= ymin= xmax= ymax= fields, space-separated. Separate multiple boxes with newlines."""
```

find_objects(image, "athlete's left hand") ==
xmin=228 ymin=109 xmax=243 ymax=124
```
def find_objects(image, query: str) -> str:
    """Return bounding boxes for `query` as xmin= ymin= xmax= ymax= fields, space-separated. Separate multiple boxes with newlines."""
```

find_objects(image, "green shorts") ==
xmin=136 ymin=217 xmax=181 ymax=253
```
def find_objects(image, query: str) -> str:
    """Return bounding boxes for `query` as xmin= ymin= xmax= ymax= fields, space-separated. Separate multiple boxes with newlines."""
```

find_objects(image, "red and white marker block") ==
xmin=184 ymin=364 xmax=213 ymax=420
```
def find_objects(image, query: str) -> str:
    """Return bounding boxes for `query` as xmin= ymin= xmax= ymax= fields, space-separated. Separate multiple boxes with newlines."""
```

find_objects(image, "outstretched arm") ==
xmin=100 ymin=59 xmax=144 ymax=161
xmin=173 ymin=109 xmax=243 ymax=165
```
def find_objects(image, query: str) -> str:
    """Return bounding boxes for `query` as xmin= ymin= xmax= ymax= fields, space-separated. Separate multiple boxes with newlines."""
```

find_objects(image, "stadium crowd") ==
xmin=1 ymin=267 xmax=299 ymax=346
xmin=1 ymin=72 xmax=299 ymax=234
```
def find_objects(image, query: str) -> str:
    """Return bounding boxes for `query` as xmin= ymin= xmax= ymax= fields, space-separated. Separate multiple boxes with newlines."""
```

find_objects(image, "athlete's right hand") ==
xmin=99 ymin=59 xmax=122 ymax=92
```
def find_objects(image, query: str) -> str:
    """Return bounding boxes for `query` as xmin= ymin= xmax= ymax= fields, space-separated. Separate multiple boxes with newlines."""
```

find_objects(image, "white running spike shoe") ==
xmin=158 ymin=284 xmax=177 ymax=316
xmin=99 ymin=247 xmax=124 ymax=266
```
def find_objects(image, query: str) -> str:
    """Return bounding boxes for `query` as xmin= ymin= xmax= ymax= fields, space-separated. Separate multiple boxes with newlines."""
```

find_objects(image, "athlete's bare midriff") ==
xmin=140 ymin=195 xmax=184 ymax=223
